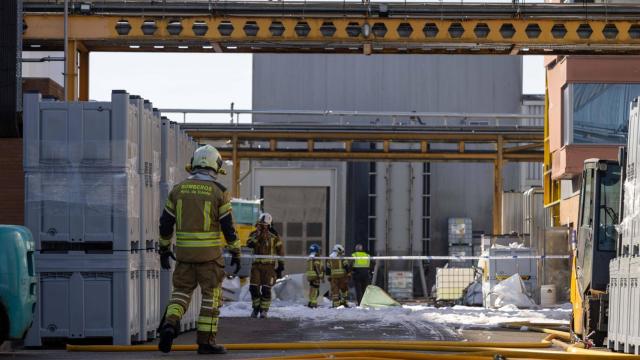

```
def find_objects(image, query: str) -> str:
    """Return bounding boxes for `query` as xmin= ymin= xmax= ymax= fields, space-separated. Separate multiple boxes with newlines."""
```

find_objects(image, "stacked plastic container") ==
xmin=608 ymin=98 xmax=640 ymax=354
xmin=23 ymin=91 xmax=143 ymax=346
xmin=159 ymin=116 xmax=201 ymax=333
xmin=22 ymin=91 xmax=199 ymax=346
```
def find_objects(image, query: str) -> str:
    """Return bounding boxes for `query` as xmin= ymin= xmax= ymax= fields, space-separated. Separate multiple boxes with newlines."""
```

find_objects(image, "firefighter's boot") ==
xmin=158 ymin=323 xmax=177 ymax=353
xmin=197 ymin=344 xmax=228 ymax=355
xmin=251 ymin=307 xmax=260 ymax=318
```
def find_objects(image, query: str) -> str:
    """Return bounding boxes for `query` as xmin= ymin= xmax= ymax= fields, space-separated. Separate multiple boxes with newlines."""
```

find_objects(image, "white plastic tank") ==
xmin=540 ymin=284 xmax=557 ymax=307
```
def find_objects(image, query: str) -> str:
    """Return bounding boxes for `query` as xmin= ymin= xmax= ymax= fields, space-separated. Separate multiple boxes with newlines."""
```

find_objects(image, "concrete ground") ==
xmin=0 ymin=317 xmax=556 ymax=360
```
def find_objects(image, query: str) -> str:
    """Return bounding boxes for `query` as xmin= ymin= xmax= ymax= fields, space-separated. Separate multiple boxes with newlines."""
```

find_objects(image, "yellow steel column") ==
xmin=232 ymin=135 xmax=240 ymax=198
xmin=493 ymin=136 xmax=504 ymax=234
xmin=65 ymin=40 xmax=78 ymax=101
xmin=78 ymin=44 xmax=89 ymax=101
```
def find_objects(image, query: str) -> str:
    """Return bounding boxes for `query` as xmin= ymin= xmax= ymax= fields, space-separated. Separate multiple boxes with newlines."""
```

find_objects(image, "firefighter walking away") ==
xmin=327 ymin=244 xmax=351 ymax=308
xmin=157 ymin=145 xmax=241 ymax=355
xmin=306 ymin=244 xmax=324 ymax=308
xmin=247 ymin=213 xmax=285 ymax=318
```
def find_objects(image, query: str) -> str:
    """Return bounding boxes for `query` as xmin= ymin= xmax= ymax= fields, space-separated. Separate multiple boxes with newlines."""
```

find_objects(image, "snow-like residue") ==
xmin=219 ymin=300 xmax=571 ymax=329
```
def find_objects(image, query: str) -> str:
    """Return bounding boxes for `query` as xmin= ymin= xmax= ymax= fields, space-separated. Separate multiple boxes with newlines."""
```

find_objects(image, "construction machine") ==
xmin=571 ymin=158 xmax=622 ymax=347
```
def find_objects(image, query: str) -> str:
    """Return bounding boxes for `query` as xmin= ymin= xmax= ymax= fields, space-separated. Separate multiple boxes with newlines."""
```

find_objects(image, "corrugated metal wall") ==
xmin=251 ymin=54 xmax=523 ymax=264
xmin=520 ymin=97 xmax=545 ymax=190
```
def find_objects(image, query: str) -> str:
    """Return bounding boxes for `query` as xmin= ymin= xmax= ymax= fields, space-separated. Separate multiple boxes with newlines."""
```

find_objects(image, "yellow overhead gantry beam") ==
xmin=22 ymin=2 xmax=640 ymax=100
xmin=182 ymin=124 xmax=544 ymax=233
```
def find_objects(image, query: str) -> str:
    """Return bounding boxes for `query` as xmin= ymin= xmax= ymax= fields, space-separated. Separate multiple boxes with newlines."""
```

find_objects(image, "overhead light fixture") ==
xmin=153 ymin=45 xmax=165 ymax=49
xmin=79 ymin=3 xmax=92 ymax=14
xmin=30 ymin=44 xmax=41 ymax=48
xmin=226 ymin=45 xmax=238 ymax=49
xmin=115 ymin=19 xmax=132 ymax=35
xmin=362 ymin=23 xmax=371 ymax=38
xmin=129 ymin=45 xmax=140 ymax=49
xmin=202 ymin=45 xmax=213 ymax=49
xmin=141 ymin=20 xmax=157 ymax=35
xmin=218 ymin=21 xmax=234 ymax=36
xmin=192 ymin=21 xmax=209 ymax=36
xmin=178 ymin=45 xmax=188 ymax=49
xmin=167 ymin=20 xmax=183 ymax=36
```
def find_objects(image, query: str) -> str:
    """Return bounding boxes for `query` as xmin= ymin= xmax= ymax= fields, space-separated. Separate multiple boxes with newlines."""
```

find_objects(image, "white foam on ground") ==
xmin=219 ymin=300 xmax=570 ymax=329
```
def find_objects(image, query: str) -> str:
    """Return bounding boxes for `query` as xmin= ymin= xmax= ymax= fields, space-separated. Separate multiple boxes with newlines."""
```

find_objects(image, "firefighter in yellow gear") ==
xmin=351 ymin=243 xmax=372 ymax=306
xmin=306 ymin=244 xmax=324 ymax=308
xmin=246 ymin=213 xmax=284 ymax=318
xmin=326 ymin=244 xmax=352 ymax=308
xmin=157 ymin=145 xmax=241 ymax=355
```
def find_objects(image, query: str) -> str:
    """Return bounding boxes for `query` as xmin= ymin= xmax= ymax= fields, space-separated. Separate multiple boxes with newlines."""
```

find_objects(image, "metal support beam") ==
xmin=493 ymin=135 xmax=504 ymax=235
xmin=65 ymin=40 xmax=78 ymax=101
xmin=22 ymin=8 xmax=640 ymax=55
xmin=232 ymin=135 xmax=239 ymax=198
xmin=79 ymin=44 xmax=89 ymax=101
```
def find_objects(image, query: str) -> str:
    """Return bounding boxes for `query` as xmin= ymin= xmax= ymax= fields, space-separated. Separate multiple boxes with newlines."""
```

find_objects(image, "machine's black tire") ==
xmin=0 ymin=303 xmax=8 ymax=345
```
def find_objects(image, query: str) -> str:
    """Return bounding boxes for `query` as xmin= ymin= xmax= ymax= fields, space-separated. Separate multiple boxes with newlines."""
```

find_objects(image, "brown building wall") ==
xmin=22 ymin=77 xmax=64 ymax=100
xmin=547 ymin=56 xmax=640 ymax=180
xmin=0 ymin=138 xmax=23 ymax=225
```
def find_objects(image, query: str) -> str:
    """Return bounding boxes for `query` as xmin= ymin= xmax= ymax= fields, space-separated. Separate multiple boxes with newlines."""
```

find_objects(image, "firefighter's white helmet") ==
xmin=191 ymin=145 xmax=223 ymax=173
xmin=257 ymin=212 xmax=273 ymax=226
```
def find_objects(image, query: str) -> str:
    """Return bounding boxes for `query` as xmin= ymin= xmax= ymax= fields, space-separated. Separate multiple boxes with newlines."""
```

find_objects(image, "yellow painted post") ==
xmin=232 ymin=135 xmax=240 ymax=198
xmin=78 ymin=45 xmax=89 ymax=101
xmin=493 ymin=136 xmax=503 ymax=234
xmin=65 ymin=40 xmax=78 ymax=101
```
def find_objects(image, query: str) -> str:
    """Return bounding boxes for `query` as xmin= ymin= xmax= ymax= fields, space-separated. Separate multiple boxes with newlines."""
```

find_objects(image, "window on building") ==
xmin=565 ymin=83 xmax=640 ymax=145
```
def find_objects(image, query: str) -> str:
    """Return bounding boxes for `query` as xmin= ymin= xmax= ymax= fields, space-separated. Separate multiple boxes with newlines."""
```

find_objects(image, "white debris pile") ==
xmin=219 ymin=300 xmax=570 ymax=329
xmin=490 ymin=273 xmax=537 ymax=309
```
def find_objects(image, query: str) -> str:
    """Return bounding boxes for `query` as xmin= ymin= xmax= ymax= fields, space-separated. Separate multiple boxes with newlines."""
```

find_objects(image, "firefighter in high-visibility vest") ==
xmin=157 ymin=145 xmax=241 ymax=355
xmin=351 ymin=243 xmax=371 ymax=306
xmin=246 ymin=213 xmax=284 ymax=318
xmin=326 ymin=244 xmax=351 ymax=308
xmin=305 ymin=244 xmax=324 ymax=308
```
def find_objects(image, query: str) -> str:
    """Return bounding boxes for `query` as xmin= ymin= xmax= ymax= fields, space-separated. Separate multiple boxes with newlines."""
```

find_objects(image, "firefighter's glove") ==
xmin=230 ymin=252 xmax=241 ymax=274
xmin=276 ymin=263 xmax=285 ymax=279
xmin=325 ymin=267 xmax=331 ymax=276
xmin=160 ymin=247 xmax=176 ymax=270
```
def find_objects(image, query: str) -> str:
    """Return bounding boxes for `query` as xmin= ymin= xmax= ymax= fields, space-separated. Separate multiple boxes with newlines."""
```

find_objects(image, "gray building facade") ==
xmin=244 ymin=54 xmax=524 ymax=283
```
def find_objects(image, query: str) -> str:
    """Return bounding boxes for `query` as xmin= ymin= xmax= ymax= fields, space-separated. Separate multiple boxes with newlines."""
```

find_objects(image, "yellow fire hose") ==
xmin=65 ymin=340 xmax=550 ymax=352
xmin=501 ymin=325 xmax=572 ymax=342
xmin=250 ymin=348 xmax=640 ymax=360
xmin=250 ymin=351 xmax=506 ymax=360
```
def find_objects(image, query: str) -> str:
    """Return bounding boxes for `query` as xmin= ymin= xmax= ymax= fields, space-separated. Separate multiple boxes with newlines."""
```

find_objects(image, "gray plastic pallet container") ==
xmin=161 ymin=118 xmax=178 ymax=184
xmin=447 ymin=244 xmax=474 ymax=268
xmin=23 ymin=91 xmax=139 ymax=171
xmin=25 ymin=170 xmax=141 ymax=253
xmin=608 ymin=258 xmax=621 ymax=351
xmin=25 ymin=255 xmax=142 ymax=346
xmin=448 ymin=218 xmax=473 ymax=245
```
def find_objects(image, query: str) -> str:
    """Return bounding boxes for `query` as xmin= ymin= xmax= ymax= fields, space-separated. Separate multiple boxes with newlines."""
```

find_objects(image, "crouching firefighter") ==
xmin=157 ymin=145 xmax=241 ymax=355
xmin=246 ymin=213 xmax=284 ymax=318
xmin=306 ymin=244 xmax=324 ymax=308
xmin=327 ymin=244 xmax=352 ymax=308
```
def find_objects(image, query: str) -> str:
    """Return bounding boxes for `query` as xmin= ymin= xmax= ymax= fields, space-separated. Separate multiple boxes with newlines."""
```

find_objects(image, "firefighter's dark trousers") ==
xmin=164 ymin=261 xmax=224 ymax=345
xmin=250 ymin=263 xmax=276 ymax=313
xmin=330 ymin=276 xmax=349 ymax=307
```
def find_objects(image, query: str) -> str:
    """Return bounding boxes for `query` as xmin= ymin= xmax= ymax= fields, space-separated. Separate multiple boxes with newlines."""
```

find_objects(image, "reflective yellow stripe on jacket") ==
xmin=176 ymin=231 xmax=223 ymax=248
xmin=306 ymin=259 xmax=321 ymax=279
